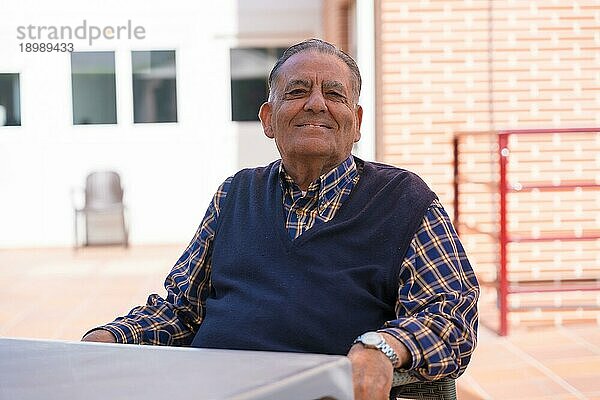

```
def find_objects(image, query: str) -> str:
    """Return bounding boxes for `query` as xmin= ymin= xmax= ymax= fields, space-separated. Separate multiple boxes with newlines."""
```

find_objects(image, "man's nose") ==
xmin=303 ymin=90 xmax=327 ymax=113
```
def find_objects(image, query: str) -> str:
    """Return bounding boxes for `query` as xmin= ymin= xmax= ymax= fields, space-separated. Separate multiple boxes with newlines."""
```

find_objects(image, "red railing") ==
xmin=454 ymin=127 xmax=600 ymax=335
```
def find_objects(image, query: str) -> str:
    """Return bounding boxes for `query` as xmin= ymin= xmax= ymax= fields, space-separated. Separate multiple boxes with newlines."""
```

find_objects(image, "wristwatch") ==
xmin=353 ymin=331 xmax=400 ymax=368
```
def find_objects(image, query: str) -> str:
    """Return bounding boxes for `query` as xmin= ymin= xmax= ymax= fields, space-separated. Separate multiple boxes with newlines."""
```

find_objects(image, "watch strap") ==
xmin=354 ymin=332 xmax=401 ymax=368
xmin=375 ymin=339 xmax=400 ymax=367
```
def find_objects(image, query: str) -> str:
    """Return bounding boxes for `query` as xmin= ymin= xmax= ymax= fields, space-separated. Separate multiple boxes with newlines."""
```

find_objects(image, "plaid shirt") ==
xmin=101 ymin=156 xmax=479 ymax=380
xmin=281 ymin=155 xmax=359 ymax=239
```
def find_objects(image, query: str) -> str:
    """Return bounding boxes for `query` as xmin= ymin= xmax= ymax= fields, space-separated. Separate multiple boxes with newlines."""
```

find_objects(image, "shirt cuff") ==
xmin=92 ymin=321 xmax=144 ymax=344
xmin=379 ymin=327 xmax=423 ymax=371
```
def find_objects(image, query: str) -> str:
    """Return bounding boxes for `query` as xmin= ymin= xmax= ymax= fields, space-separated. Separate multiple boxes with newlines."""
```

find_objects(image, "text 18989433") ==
xmin=19 ymin=42 xmax=74 ymax=53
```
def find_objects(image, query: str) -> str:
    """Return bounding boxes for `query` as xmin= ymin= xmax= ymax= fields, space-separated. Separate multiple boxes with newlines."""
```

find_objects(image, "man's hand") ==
xmin=347 ymin=332 xmax=411 ymax=400
xmin=81 ymin=329 xmax=117 ymax=343
xmin=348 ymin=342 xmax=393 ymax=400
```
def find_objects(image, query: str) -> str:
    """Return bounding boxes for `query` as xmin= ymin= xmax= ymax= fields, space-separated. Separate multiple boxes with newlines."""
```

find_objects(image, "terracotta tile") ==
xmin=468 ymin=351 xmax=527 ymax=371
xmin=562 ymin=375 xmax=600 ymax=393
xmin=523 ymin=395 xmax=584 ymax=400
xmin=481 ymin=377 xmax=569 ymax=399
xmin=510 ymin=327 xmax=571 ymax=347
xmin=544 ymin=356 xmax=600 ymax=376
xmin=521 ymin=343 xmax=593 ymax=361
xmin=469 ymin=365 xmax=547 ymax=384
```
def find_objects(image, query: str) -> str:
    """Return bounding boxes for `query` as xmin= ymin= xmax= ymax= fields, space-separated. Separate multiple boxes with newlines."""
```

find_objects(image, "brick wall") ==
xmin=322 ymin=0 xmax=351 ymax=52
xmin=375 ymin=0 xmax=600 ymax=330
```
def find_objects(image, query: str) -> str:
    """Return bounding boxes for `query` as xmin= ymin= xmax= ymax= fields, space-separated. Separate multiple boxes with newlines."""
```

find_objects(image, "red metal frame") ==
xmin=454 ymin=127 xmax=600 ymax=335
xmin=498 ymin=133 xmax=510 ymax=335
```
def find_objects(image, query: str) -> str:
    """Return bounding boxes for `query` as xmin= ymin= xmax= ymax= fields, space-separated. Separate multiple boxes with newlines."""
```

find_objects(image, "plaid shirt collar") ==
xmin=279 ymin=155 xmax=358 ymax=210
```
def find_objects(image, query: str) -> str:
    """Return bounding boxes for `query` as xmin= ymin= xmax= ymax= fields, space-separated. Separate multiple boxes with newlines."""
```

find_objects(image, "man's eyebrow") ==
xmin=322 ymin=80 xmax=347 ymax=94
xmin=284 ymin=79 xmax=311 ymax=90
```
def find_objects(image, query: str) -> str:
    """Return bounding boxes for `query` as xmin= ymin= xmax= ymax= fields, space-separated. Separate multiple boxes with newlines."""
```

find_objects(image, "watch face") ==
xmin=361 ymin=332 xmax=382 ymax=346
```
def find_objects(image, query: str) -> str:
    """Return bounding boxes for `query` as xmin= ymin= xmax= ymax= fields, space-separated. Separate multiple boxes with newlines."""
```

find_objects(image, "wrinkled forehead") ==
xmin=274 ymin=50 xmax=354 ymax=92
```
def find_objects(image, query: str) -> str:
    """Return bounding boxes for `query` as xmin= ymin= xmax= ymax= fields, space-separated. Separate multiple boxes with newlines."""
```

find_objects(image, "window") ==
xmin=71 ymin=52 xmax=117 ymax=125
xmin=132 ymin=50 xmax=178 ymax=123
xmin=230 ymin=47 xmax=286 ymax=122
xmin=0 ymin=73 xmax=21 ymax=126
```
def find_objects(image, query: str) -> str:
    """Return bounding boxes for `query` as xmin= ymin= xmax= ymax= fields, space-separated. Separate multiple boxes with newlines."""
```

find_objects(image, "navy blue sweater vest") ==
xmin=190 ymin=158 xmax=435 ymax=355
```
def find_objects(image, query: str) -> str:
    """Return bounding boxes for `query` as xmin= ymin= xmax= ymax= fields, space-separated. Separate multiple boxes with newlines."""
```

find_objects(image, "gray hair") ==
xmin=268 ymin=38 xmax=362 ymax=103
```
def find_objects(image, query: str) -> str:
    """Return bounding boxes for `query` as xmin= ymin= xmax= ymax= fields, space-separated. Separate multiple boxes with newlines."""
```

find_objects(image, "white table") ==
xmin=0 ymin=338 xmax=353 ymax=400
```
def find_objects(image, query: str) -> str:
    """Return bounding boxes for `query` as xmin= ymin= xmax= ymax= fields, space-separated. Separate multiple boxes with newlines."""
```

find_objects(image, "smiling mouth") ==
xmin=296 ymin=123 xmax=332 ymax=129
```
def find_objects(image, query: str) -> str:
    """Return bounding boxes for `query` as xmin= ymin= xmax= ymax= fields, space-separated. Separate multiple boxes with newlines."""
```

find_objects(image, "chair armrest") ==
xmin=392 ymin=370 xmax=420 ymax=386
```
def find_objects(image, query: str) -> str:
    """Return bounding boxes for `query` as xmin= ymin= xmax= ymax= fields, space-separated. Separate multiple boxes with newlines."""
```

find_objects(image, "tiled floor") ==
xmin=1 ymin=245 xmax=599 ymax=399
xmin=459 ymin=325 xmax=600 ymax=399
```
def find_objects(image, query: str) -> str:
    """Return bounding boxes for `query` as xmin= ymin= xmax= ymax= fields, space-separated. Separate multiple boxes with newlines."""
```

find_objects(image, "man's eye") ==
xmin=287 ymin=89 xmax=306 ymax=96
xmin=327 ymin=92 xmax=345 ymax=99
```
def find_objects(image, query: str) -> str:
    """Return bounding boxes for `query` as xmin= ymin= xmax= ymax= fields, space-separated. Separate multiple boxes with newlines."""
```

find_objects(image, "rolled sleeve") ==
xmin=381 ymin=200 xmax=479 ymax=380
xmin=100 ymin=321 xmax=143 ymax=344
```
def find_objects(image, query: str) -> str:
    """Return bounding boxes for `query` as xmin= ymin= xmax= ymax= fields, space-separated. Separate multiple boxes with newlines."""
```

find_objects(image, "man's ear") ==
xmin=354 ymin=105 xmax=363 ymax=142
xmin=259 ymin=102 xmax=274 ymax=139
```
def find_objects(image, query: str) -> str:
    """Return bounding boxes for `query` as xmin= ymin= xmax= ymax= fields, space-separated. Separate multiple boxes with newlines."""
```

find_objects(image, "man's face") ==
xmin=259 ymin=51 xmax=363 ymax=169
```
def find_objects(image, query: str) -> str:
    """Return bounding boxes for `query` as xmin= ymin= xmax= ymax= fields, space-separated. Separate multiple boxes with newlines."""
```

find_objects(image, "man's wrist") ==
xmin=353 ymin=331 xmax=404 ymax=368
xmin=378 ymin=330 xmax=414 ymax=369
xmin=379 ymin=332 xmax=411 ymax=369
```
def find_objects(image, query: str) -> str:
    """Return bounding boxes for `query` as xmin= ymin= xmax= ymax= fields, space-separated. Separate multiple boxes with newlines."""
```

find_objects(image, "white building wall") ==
xmin=354 ymin=0 xmax=376 ymax=162
xmin=0 ymin=0 xmax=331 ymax=248
xmin=0 ymin=0 xmax=238 ymax=247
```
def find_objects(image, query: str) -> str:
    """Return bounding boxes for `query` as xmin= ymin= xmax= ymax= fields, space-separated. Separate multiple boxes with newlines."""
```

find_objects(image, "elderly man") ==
xmin=83 ymin=39 xmax=479 ymax=400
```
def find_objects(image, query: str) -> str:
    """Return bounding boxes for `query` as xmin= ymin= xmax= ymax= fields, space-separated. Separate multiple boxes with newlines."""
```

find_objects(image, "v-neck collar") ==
xmin=279 ymin=156 xmax=358 ymax=211
xmin=273 ymin=157 xmax=364 ymax=248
